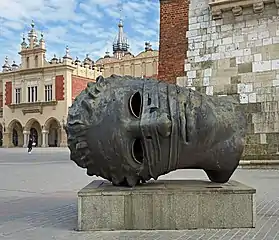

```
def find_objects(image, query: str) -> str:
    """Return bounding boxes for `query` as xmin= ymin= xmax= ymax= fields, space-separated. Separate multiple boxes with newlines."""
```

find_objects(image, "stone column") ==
xmin=23 ymin=130 xmax=30 ymax=148
xmin=2 ymin=132 xmax=11 ymax=148
xmin=60 ymin=129 xmax=68 ymax=147
xmin=42 ymin=130 xmax=49 ymax=147
xmin=46 ymin=132 xmax=49 ymax=147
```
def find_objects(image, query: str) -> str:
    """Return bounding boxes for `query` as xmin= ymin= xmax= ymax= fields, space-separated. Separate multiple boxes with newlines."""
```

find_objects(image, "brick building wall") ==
xmin=72 ymin=75 xmax=95 ymax=101
xmin=55 ymin=75 xmax=65 ymax=101
xmin=177 ymin=1 xmax=279 ymax=160
xmin=5 ymin=82 xmax=12 ymax=105
xmin=144 ymin=74 xmax=158 ymax=79
xmin=158 ymin=0 xmax=189 ymax=84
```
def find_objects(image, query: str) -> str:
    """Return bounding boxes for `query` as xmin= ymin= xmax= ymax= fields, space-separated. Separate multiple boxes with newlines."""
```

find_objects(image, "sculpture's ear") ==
xmin=96 ymin=75 xmax=105 ymax=83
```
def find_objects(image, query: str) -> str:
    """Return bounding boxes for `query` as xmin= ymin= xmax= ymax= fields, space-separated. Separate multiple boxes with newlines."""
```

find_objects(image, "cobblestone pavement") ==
xmin=0 ymin=148 xmax=279 ymax=239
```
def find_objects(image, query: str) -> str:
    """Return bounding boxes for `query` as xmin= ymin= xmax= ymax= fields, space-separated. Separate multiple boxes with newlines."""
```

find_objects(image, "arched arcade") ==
xmin=6 ymin=120 xmax=24 ymax=147
xmin=43 ymin=117 xmax=61 ymax=147
xmin=24 ymin=118 xmax=42 ymax=147
xmin=2 ymin=117 xmax=67 ymax=148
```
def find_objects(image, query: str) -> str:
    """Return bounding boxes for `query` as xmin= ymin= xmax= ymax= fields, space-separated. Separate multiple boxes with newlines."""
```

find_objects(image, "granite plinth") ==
xmin=77 ymin=180 xmax=256 ymax=231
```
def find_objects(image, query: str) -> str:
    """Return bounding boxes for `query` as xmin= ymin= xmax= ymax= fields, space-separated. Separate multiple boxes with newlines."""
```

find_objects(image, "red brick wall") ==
xmin=144 ymin=74 xmax=158 ymax=79
xmin=5 ymin=82 xmax=12 ymax=105
xmin=55 ymin=75 xmax=64 ymax=101
xmin=72 ymin=75 xmax=95 ymax=100
xmin=158 ymin=0 xmax=189 ymax=84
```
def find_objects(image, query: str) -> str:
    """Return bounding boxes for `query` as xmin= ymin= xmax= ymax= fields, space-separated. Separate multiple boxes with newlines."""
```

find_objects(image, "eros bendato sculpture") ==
xmin=65 ymin=75 xmax=247 ymax=187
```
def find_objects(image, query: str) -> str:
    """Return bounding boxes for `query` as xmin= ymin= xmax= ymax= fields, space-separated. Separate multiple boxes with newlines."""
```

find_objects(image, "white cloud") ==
xmin=0 ymin=0 xmax=160 ymax=66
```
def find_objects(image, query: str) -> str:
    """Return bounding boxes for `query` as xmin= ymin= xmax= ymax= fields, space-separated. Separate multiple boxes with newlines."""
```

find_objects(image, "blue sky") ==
xmin=0 ymin=0 xmax=160 ymax=65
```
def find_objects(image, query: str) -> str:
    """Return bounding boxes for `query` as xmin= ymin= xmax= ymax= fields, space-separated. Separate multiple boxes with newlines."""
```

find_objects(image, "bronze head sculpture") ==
xmin=66 ymin=75 xmax=247 ymax=187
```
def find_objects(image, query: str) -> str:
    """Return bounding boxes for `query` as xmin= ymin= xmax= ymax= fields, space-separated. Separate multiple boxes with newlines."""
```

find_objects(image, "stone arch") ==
xmin=25 ymin=118 xmax=42 ymax=147
xmin=7 ymin=119 xmax=24 ymax=147
xmin=44 ymin=117 xmax=61 ymax=147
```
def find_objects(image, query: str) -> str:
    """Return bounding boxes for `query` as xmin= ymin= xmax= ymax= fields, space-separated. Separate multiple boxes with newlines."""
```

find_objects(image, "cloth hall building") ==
xmin=0 ymin=20 xmax=158 ymax=148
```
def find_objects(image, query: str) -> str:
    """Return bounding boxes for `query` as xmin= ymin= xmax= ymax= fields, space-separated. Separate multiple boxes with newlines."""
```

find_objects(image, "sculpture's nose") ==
xmin=126 ymin=120 xmax=141 ymax=136
xmin=157 ymin=113 xmax=171 ymax=137
xmin=127 ymin=112 xmax=171 ymax=138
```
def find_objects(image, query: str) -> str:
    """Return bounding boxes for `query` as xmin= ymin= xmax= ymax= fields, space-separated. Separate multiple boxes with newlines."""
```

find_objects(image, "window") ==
xmin=26 ymin=57 xmax=29 ymax=68
xmin=15 ymin=88 xmax=21 ymax=104
xmin=28 ymin=86 xmax=38 ymax=102
xmin=34 ymin=55 xmax=38 ymax=68
xmin=45 ymin=84 xmax=52 ymax=102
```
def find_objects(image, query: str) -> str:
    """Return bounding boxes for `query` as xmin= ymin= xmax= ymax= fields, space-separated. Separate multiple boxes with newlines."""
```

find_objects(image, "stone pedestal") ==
xmin=77 ymin=179 xmax=256 ymax=231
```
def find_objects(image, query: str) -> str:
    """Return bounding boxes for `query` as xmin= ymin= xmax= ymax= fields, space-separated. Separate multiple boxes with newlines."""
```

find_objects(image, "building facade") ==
xmin=0 ymin=20 xmax=159 ymax=148
xmin=159 ymin=0 xmax=279 ymax=160
xmin=95 ymin=20 xmax=159 ymax=79
xmin=0 ymin=22 xmax=102 ymax=148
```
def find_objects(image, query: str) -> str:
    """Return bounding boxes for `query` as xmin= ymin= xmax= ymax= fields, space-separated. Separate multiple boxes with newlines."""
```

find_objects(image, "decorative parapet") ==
xmin=8 ymin=101 xmax=57 ymax=114
xmin=209 ymin=0 xmax=279 ymax=19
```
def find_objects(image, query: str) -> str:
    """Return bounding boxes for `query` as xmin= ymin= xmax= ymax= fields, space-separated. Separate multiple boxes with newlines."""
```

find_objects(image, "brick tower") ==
xmin=158 ymin=0 xmax=189 ymax=84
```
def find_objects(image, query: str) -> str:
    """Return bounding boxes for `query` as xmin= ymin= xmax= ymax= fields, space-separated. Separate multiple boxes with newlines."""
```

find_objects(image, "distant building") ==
xmin=0 ymin=21 xmax=102 ymax=148
xmin=0 ymin=19 xmax=159 ymax=148
xmin=95 ymin=19 xmax=159 ymax=79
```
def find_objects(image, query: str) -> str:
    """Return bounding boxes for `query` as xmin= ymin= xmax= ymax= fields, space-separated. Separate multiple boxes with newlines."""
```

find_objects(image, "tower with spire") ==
xmin=18 ymin=20 xmax=46 ymax=69
xmin=112 ymin=19 xmax=129 ymax=59
xmin=2 ymin=56 xmax=11 ymax=72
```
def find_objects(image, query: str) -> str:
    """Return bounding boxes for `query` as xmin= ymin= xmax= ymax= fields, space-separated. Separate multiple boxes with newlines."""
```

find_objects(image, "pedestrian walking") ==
xmin=27 ymin=137 xmax=33 ymax=154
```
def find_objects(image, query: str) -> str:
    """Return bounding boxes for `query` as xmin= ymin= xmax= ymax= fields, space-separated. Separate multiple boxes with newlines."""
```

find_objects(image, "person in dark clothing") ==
xmin=27 ymin=138 xmax=33 ymax=154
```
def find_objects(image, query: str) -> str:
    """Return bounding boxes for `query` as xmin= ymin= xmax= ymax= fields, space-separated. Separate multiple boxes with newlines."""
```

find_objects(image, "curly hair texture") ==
xmin=66 ymin=75 xmax=147 ymax=187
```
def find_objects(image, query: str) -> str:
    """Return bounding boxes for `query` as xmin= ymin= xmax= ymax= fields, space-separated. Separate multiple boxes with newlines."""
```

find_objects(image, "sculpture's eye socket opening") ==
xmin=131 ymin=138 xmax=144 ymax=164
xmin=129 ymin=92 xmax=142 ymax=118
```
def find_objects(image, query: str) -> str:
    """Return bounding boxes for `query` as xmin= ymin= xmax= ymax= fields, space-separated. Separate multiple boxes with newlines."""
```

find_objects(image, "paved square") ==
xmin=0 ymin=148 xmax=279 ymax=239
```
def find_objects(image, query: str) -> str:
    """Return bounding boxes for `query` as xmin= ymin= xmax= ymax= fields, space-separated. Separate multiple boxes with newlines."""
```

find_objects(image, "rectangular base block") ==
xmin=78 ymin=180 xmax=256 ymax=231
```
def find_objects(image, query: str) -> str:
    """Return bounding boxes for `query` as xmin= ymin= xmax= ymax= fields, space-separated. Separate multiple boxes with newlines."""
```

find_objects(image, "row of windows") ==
xmin=14 ymin=85 xmax=53 ymax=104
